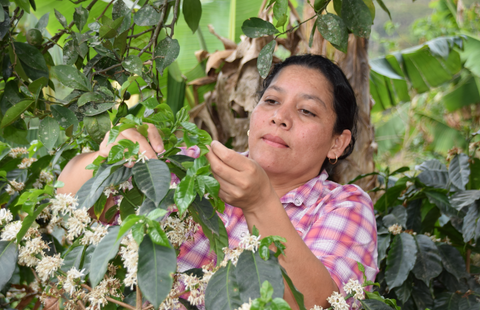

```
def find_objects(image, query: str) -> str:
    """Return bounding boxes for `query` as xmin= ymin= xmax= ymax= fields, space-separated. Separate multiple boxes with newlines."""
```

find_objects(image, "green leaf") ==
xmin=416 ymin=159 xmax=450 ymax=190
xmin=462 ymin=203 xmax=478 ymax=242
xmin=0 ymin=99 xmax=34 ymax=128
xmin=50 ymin=65 xmax=91 ymax=91
xmin=361 ymin=299 xmax=395 ymax=310
xmin=154 ymin=37 xmax=180 ymax=76
xmin=314 ymin=0 xmax=329 ymax=11
xmin=0 ymin=241 xmax=18 ymax=291
xmin=434 ymin=292 xmax=480 ymax=310
xmin=38 ymin=117 xmax=59 ymax=151
xmin=99 ymin=16 xmax=124 ymax=39
xmin=117 ymin=215 xmax=143 ymax=241
xmin=236 ymin=251 xmax=284 ymax=303
xmin=257 ymin=40 xmax=276 ymax=79
xmin=14 ymin=0 xmax=30 ymax=13
xmin=241 ymin=17 xmax=279 ymax=38
xmin=377 ymin=233 xmax=390 ymax=265
xmin=137 ymin=234 xmax=176 ymax=309
xmin=120 ymin=187 xmax=144 ymax=220
xmin=61 ymin=245 xmax=85 ymax=272
xmin=174 ymin=175 xmax=196 ymax=215
xmin=132 ymin=159 xmax=171 ymax=206
xmin=374 ymin=0 xmax=391 ymax=19
xmin=412 ymin=234 xmax=442 ymax=286
xmin=280 ymin=268 xmax=306 ymax=310
xmin=89 ymin=226 xmax=121 ymax=287
xmin=450 ymin=190 xmax=480 ymax=211
xmin=147 ymin=219 xmax=170 ymax=247
xmin=205 ymin=261 xmax=243 ymax=309
xmin=122 ymin=55 xmax=143 ymax=76
xmin=51 ymin=105 xmax=79 ymax=131
xmin=77 ymin=92 xmax=104 ymax=107
xmin=382 ymin=205 xmax=407 ymax=229
xmin=83 ymin=112 xmax=111 ymax=144
xmin=448 ymin=154 xmax=470 ymax=191
xmin=273 ymin=0 xmax=288 ymax=27
xmin=341 ymin=0 xmax=372 ymax=38
xmin=411 ymin=279 xmax=434 ymax=310
xmin=134 ymin=5 xmax=162 ymax=26
xmin=316 ymin=13 xmax=348 ymax=53
xmin=94 ymin=193 xmax=108 ymax=219
xmin=183 ymin=0 xmax=202 ymax=33
xmin=437 ymin=243 xmax=467 ymax=281
xmin=385 ymin=233 xmax=417 ymax=290
xmin=54 ymin=8 xmax=67 ymax=28
xmin=74 ymin=6 xmax=88 ymax=32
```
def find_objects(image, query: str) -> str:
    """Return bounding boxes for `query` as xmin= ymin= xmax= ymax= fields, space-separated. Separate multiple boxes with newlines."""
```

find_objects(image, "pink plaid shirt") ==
xmin=176 ymin=149 xmax=378 ymax=294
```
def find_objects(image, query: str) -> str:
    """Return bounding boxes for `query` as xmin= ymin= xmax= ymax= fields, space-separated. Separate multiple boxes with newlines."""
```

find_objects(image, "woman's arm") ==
xmin=206 ymin=141 xmax=338 ymax=309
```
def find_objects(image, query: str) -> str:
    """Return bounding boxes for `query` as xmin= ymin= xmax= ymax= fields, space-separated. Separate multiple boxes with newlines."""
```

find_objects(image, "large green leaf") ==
xmin=437 ymin=243 xmax=468 ymax=281
xmin=0 ymin=99 xmax=34 ymax=128
xmin=154 ymin=37 xmax=180 ymax=76
xmin=183 ymin=0 xmax=202 ymax=33
xmin=0 ymin=241 xmax=18 ymax=291
xmin=13 ymin=42 xmax=48 ymax=74
xmin=448 ymin=154 xmax=470 ymax=191
xmin=89 ymin=226 xmax=121 ymax=287
xmin=460 ymin=34 xmax=480 ymax=77
xmin=38 ymin=117 xmax=60 ymax=150
xmin=462 ymin=203 xmax=479 ymax=242
xmin=360 ymin=299 xmax=395 ymax=310
xmin=441 ymin=75 xmax=480 ymax=112
xmin=410 ymin=279 xmax=434 ymax=310
xmin=61 ymin=245 xmax=85 ymax=272
xmin=341 ymin=0 xmax=372 ymax=38
xmin=257 ymin=40 xmax=276 ymax=79
xmin=377 ymin=233 xmax=390 ymax=265
xmin=450 ymin=190 xmax=480 ymax=211
xmin=137 ymin=235 xmax=177 ymax=309
xmin=316 ymin=13 xmax=348 ymax=53
xmin=50 ymin=65 xmax=91 ymax=91
xmin=385 ymin=233 xmax=417 ymax=289
xmin=83 ymin=112 xmax=111 ymax=144
xmin=241 ymin=17 xmax=279 ymax=38
xmin=236 ymin=250 xmax=284 ymax=303
xmin=51 ymin=105 xmax=79 ymax=131
xmin=382 ymin=205 xmax=407 ymax=228
xmin=416 ymin=159 xmax=450 ymax=190
xmin=205 ymin=261 xmax=243 ymax=309
xmin=434 ymin=292 xmax=480 ymax=310
xmin=132 ymin=159 xmax=170 ymax=207
xmin=133 ymin=5 xmax=161 ymax=26
xmin=174 ymin=175 xmax=196 ymax=214
xmin=411 ymin=234 xmax=442 ymax=285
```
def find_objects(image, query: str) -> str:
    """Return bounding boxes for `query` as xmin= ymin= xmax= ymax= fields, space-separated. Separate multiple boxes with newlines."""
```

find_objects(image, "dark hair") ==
xmin=258 ymin=54 xmax=358 ymax=172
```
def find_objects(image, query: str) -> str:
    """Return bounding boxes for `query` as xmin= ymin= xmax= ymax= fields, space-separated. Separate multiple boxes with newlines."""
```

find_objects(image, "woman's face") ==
xmin=248 ymin=65 xmax=351 ymax=185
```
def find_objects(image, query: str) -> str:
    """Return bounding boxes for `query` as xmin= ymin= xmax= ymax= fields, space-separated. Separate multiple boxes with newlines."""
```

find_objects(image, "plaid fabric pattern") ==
xmin=177 ymin=165 xmax=378 ymax=293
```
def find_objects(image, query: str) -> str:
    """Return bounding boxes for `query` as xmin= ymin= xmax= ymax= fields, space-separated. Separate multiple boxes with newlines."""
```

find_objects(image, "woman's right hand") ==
xmin=98 ymin=123 xmax=165 ymax=165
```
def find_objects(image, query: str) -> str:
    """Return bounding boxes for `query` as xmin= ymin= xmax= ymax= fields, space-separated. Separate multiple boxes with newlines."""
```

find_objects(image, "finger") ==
xmin=146 ymin=123 xmax=164 ymax=153
xmin=121 ymin=129 xmax=158 ymax=159
xmin=206 ymin=146 xmax=239 ymax=181
xmin=209 ymin=141 xmax=249 ymax=171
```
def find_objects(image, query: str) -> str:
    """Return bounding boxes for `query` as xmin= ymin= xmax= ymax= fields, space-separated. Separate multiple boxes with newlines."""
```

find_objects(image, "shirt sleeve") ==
xmin=302 ymin=184 xmax=378 ymax=295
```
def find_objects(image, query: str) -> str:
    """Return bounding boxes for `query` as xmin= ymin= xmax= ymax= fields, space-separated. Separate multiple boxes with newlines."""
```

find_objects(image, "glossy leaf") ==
xmin=377 ymin=233 xmax=390 ymax=265
xmin=316 ymin=13 xmax=348 ymax=53
xmin=0 ymin=241 xmax=18 ymax=291
xmin=137 ymin=235 xmax=177 ymax=309
xmin=273 ymin=0 xmax=288 ymax=27
xmin=280 ymin=268 xmax=306 ymax=310
xmin=205 ymin=261 xmax=242 ymax=309
xmin=120 ymin=187 xmax=144 ymax=220
xmin=0 ymin=99 xmax=34 ymax=128
xmin=241 ymin=17 xmax=279 ymax=38
xmin=132 ymin=159 xmax=170 ymax=207
xmin=385 ymin=233 xmax=417 ymax=289
xmin=174 ymin=175 xmax=196 ymax=214
xmin=50 ymin=65 xmax=91 ymax=91
xmin=382 ymin=205 xmax=407 ymax=228
xmin=341 ymin=0 xmax=372 ymax=38
xmin=412 ymin=234 xmax=442 ymax=285
xmin=83 ymin=112 xmax=111 ymax=144
xmin=51 ymin=105 xmax=79 ymax=131
xmin=77 ymin=92 xmax=103 ymax=107
xmin=257 ymin=40 xmax=276 ymax=79
xmin=236 ymin=250 xmax=284 ymax=303
xmin=437 ymin=243 xmax=467 ymax=281
xmin=13 ymin=42 xmax=48 ymax=73
xmin=183 ymin=0 xmax=202 ymax=33
xmin=411 ymin=279 xmax=434 ymax=310
xmin=154 ymin=37 xmax=180 ymax=76
xmin=361 ymin=299 xmax=394 ymax=310
xmin=463 ymin=203 xmax=479 ymax=242
xmin=434 ymin=292 xmax=480 ymax=310
xmin=38 ymin=117 xmax=59 ymax=150
xmin=61 ymin=245 xmax=85 ymax=272
xmin=54 ymin=8 xmax=67 ymax=28
xmin=133 ymin=5 xmax=162 ymax=26
xmin=89 ymin=226 xmax=121 ymax=287
xmin=147 ymin=219 xmax=170 ymax=247
xmin=122 ymin=55 xmax=143 ymax=76
xmin=450 ymin=190 xmax=480 ymax=211
xmin=314 ymin=0 xmax=329 ymax=11
xmin=449 ymin=154 xmax=470 ymax=191
xmin=73 ymin=6 xmax=88 ymax=32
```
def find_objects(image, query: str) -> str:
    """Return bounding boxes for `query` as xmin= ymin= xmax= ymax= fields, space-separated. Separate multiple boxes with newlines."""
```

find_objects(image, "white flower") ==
xmin=48 ymin=150 xmax=56 ymax=156
xmin=50 ymin=193 xmax=78 ymax=216
xmin=8 ymin=147 xmax=28 ymax=158
xmin=66 ymin=208 xmax=91 ymax=241
xmin=81 ymin=224 xmax=108 ymax=245
xmin=310 ymin=306 xmax=324 ymax=310
xmin=238 ymin=232 xmax=261 ymax=252
xmin=1 ymin=220 xmax=22 ymax=241
xmin=33 ymin=179 xmax=44 ymax=189
xmin=18 ymin=237 xmax=48 ymax=267
xmin=82 ymin=146 xmax=92 ymax=153
xmin=136 ymin=150 xmax=148 ymax=163
xmin=64 ymin=267 xmax=85 ymax=296
xmin=236 ymin=299 xmax=253 ymax=310
xmin=222 ymin=247 xmax=243 ymax=266
xmin=35 ymin=253 xmax=63 ymax=282
xmin=6 ymin=180 xmax=25 ymax=195
xmin=39 ymin=171 xmax=54 ymax=183
xmin=343 ymin=279 xmax=364 ymax=300
xmin=0 ymin=208 xmax=13 ymax=225
xmin=18 ymin=157 xmax=37 ymax=169
xmin=118 ymin=180 xmax=133 ymax=191
xmin=327 ymin=291 xmax=349 ymax=310
xmin=119 ymin=233 xmax=139 ymax=289
xmin=388 ymin=223 xmax=402 ymax=235
xmin=103 ymin=185 xmax=118 ymax=197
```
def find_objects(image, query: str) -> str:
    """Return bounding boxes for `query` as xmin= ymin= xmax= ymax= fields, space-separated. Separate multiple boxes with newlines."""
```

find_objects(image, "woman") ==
xmin=59 ymin=54 xmax=377 ymax=309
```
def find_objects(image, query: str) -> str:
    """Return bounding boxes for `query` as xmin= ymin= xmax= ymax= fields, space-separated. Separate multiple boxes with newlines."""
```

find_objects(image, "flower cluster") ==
xmin=6 ymin=180 xmax=25 ymax=195
xmin=63 ymin=267 xmax=85 ymax=296
xmin=162 ymin=213 xmax=199 ymax=247
xmin=18 ymin=157 xmax=37 ymax=169
xmin=8 ymin=147 xmax=29 ymax=158
xmin=49 ymin=193 xmax=79 ymax=216
xmin=119 ymin=233 xmax=139 ymax=289
xmin=81 ymin=224 xmax=108 ymax=245
xmin=388 ymin=223 xmax=402 ymax=235
xmin=0 ymin=208 xmax=13 ymax=225
xmin=66 ymin=208 xmax=91 ymax=241
xmin=36 ymin=253 xmax=64 ymax=282
xmin=326 ymin=291 xmax=349 ymax=310
xmin=33 ymin=170 xmax=55 ymax=189
xmin=238 ymin=231 xmax=261 ymax=252
xmin=1 ymin=220 xmax=22 ymax=240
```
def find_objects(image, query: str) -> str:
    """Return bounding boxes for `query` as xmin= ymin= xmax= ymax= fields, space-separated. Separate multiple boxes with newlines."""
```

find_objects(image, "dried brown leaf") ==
xmin=206 ymin=50 xmax=234 ymax=73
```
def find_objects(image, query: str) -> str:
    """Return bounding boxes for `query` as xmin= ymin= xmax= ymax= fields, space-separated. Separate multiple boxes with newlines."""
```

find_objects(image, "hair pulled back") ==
xmin=258 ymin=54 xmax=358 ymax=171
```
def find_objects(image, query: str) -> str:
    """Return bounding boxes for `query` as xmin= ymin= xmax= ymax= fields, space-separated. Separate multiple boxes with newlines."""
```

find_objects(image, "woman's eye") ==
xmin=265 ymin=99 xmax=278 ymax=105
xmin=300 ymin=109 xmax=316 ymax=117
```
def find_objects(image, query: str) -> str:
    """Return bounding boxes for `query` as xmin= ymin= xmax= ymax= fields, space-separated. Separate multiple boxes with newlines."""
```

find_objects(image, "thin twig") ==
xmin=136 ymin=289 xmax=142 ymax=310
xmin=128 ymin=28 xmax=155 ymax=39
xmin=96 ymin=0 xmax=115 ymax=21
xmin=77 ymin=300 xmax=87 ymax=310
xmin=167 ymin=0 xmax=181 ymax=37
xmin=137 ymin=6 xmax=166 ymax=57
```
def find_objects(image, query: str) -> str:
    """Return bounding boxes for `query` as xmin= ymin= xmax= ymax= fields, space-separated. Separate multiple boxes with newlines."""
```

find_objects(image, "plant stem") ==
xmin=467 ymin=247 xmax=471 ymax=273
xmin=136 ymin=288 xmax=142 ymax=310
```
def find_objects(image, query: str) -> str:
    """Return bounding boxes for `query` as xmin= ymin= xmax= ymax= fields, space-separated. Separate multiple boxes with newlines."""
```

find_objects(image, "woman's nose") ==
xmin=271 ymin=104 xmax=292 ymax=129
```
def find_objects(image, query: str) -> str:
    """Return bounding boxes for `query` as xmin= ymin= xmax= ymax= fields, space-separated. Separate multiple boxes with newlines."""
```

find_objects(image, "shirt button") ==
xmin=294 ymin=198 xmax=301 ymax=206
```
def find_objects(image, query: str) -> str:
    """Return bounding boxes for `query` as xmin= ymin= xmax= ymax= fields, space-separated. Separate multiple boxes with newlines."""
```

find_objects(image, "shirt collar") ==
xmin=280 ymin=170 xmax=329 ymax=208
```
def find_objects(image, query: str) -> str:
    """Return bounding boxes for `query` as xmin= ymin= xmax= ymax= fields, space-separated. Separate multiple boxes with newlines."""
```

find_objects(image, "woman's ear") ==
xmin=327 ymin=130 xmax=352 ymax=160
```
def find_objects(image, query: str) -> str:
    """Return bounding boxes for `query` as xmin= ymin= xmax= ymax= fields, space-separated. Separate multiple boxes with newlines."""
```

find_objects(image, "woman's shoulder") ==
xmin=316 ymin=174 xmax=373 ymax=210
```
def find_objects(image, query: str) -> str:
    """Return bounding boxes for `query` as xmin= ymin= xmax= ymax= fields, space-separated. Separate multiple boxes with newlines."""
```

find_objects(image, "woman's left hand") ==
xmin=206 ymin=140 xmax=276 ymax=214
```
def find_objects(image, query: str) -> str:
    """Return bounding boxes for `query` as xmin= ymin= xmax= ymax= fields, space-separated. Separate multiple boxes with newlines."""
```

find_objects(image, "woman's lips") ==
xmin=262 ymin=134 xmax=289 ymax=148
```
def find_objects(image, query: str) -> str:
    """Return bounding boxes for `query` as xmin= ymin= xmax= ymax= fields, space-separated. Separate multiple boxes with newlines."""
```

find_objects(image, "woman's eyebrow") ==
xmin=266 ymin=85 xmax=327 ymax=109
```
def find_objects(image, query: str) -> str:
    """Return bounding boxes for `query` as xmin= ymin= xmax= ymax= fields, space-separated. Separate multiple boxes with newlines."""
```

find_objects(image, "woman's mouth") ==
xmin=262 ymin=134 xmax=289 ymax=148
